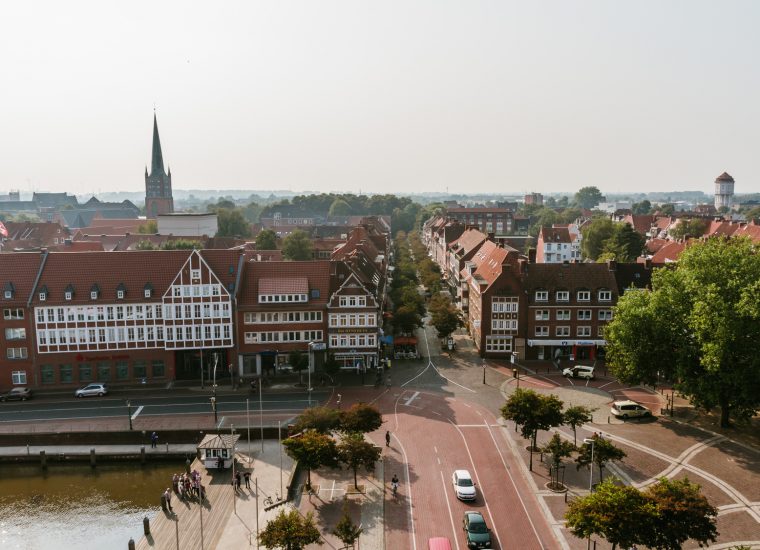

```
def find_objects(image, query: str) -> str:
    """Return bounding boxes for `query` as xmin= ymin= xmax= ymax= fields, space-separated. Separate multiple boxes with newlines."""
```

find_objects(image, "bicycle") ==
xmin=263 ymin=492 xmax=279 ymax=506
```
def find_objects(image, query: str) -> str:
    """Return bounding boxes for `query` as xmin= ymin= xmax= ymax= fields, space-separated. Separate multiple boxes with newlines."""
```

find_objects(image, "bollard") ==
xmin=161 ymin=493 xmax=167 ymax=512
xmin=128 ymin=538 xmax=135 ymax=550
xmin=165 ymin=442 xmax=169 ymax=453
xmin=607 ymin=416 xmax=610 ymax=424
xmin=27 ymin=444 xmax=30 ymax=456
xmin=90 ymin=448 xmax=96 ymax=468
xmin=143 ymin=516 xmax=150 ymax=535
xmin=141 ymin=446 xmax=146 ymax=465
xmin=40 ymin=450 xmax=47 ymax=470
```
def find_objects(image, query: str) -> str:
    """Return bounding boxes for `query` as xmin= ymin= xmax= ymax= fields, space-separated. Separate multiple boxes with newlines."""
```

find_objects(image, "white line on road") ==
xmin=439 ymin=470 xmax=461 ymax=550
xmin=393 ymin=391 xmax=417 ymax=550
xmin=447 ymin=419 xmax=503 ymax=549
xmin=404 ymin=391 xmax=420 ymax=406
xmin=131 ymin=406 xmax=143 ymax=420
xmin=434 ymin=446 xmax=438 ymax=454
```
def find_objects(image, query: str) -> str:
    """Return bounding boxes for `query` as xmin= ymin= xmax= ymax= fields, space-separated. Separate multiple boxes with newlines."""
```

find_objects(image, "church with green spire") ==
xmin=145 ymin=113 xmax=175 ymax=218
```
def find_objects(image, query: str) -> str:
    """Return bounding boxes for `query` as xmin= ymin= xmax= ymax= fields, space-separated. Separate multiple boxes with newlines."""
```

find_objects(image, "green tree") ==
xmin=563 ymin=405 xmax=595 ymax=446
xmin=632 ymin=199 xmax=652 ymax=214
xmin=669 ymin=218 xmax=708 ymax=240
xmin=337 ymin=432 xmax=382 ymax=489
xmin=135 ymin=240 xmax=157 ymax=250
xmin=283 ymin=430 xmax=339 ymax=489
xmin=606 ymin=237 xmax=760 ymax=427
xmin=541 ymin=433 xmax=576 ymax=489
xmin=332 ymin=502 xmax=363 ymax=548
xmin=328 ymin=198 xmax=353 ymax=217
xmin=339 ymin=403 xmax=383 ymax=434
xmin=500 ymin=389 xmax=564 ymax=471
xmin=575 ymin=434 xmax=626 ymax=483
xmin=293 ymin=406 xmax=342 ymax=434
xmin=323 ymin=354 xmax=340 ymax=379
xmin=580 ymin=218 xmax=616 ymax=260
xmin=565 ymin=477 xmax=657 ymax=550
xmin=216 ymin=208 xmax=252 ymax=237
xmin=255 ymin=229 xmax=277 ymax=250
xmin=643 ymin=477 xmax=718 ymax=550
xmin=391 ymin=304 xmax=422 ymax=334
xmin=288 ymin=350 xmax=309 ymax=385
xmin=603 ymin=223 xmax=646 ymax=262
xmin=161 ymin=239 xmax=199 ymax=250
xmin=137 ymin=220 xmax=157 ymax=234
xmin=658 ymin=203 xmax=675 ymax=215
xmin=574 ymin=186 xmax=605 ymax=209
xmin=428 ymin=294 xmax=462 ymax=340
xmin=259 ymin=509 xmax=323 ymax=550
xmin=282 ymin=229 xmax=314 ymax=261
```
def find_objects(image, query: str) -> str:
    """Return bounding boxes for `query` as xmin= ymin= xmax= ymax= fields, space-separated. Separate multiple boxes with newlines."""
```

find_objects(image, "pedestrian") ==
xmin=217 ymin=456 xmax=223 ymax=470
xmin=385 ymin=430 xmax=391 ymax=447
xmin=164 ymin=488 xmax=173 ymax=512
xmin=151 ymin=432 xmax=158 ymax=449
xmin=244 ymin=471 xmax=251 ymax=489
xmin=235 ymin=471 xmax=242 ymax=492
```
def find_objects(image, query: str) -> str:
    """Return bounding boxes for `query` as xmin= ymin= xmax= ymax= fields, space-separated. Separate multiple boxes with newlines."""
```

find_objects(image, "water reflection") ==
xmin=0 ymin=462 xmax=181 ymax=550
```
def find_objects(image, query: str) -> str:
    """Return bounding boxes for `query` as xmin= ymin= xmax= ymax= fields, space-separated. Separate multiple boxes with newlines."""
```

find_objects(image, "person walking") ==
xmin=234 ymin=471 xmax=241 ymax=492
xmin=244 ymin=471 xmax=251 ymax=489
xmin=385 ymin=431 xmax=391 ymax=447
xmin=151 ymin=432 xmax=158 ymax=449
xmin=164 ymin=488 xmax=173 ymax=512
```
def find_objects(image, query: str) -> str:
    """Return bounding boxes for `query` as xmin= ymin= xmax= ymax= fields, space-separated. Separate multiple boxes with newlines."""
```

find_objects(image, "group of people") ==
xmin=171 ymin=470 xmax=206 ymax=502
xmin=232 ymin=470 xmax=252 ymax=492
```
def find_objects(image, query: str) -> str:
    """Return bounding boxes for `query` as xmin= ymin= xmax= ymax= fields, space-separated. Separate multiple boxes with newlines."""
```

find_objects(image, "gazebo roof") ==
xmin=197 ymin=433 xmax=240 ymax=450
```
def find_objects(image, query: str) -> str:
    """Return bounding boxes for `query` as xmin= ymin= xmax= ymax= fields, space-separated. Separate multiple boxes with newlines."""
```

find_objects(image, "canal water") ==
xmin=0 ymin=461 xmax=181 ymax=550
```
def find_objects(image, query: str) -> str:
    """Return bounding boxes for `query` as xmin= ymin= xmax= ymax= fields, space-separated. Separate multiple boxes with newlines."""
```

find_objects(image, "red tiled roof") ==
xmin=621 ymin=215 xmax=655 ymax=235
xmin=715 ymin=171 xmax=734 ymax=182
xmin=539 ymin=226 xmax=571 ymax=243
xmin=645 ymin=238 xmax=669 ymax=254
xmin=52 ymin=241 xmax=104 ymax=252
xmin=259 ymin=277 xmax=308 ymax=295
xmin=450 ymin=229 xmax=488 ymax=256
xmin=0 ymin=252 xmax=43 ymax=304
xmin=238 ymin=261 xmax=332 ymax=308
xmin=447 ymin=207 xmax=511 ymax=214
xmin=525 ymin=263 xmax=619 ymax=296
xmin=651 ymin=241 xmax=687 ymax=264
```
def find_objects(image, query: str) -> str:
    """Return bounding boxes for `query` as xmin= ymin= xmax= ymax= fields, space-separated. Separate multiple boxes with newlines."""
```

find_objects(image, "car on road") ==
xmin=463 ymin=511 xmax=492 ymax=548
xmin=74 ymin=383 xmax=109 ymax=398
xmin=0 ymin=387 xmax=32 ymax=401
xmin=562 ymin=365 xmax=595 ymax=380
xmin=452 ymin=469 xmax=477 ymax=501
xmin=611 ymin=399 xmax=651 ymax=419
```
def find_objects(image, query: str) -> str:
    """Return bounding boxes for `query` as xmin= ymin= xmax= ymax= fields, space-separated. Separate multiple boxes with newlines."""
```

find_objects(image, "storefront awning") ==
xmin=394 ymin=336 xmax=417 ymax=345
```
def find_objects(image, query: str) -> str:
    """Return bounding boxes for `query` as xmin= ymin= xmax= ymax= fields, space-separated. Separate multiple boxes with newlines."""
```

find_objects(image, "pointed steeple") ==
xmin=150 ymin=113 xmax=166 ymax=177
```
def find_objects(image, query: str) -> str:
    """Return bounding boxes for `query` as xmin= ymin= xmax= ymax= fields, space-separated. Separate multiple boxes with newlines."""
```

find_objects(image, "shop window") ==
xmin=133 ymin=361 xmax=147 ymax=379
xmin=41 ymin=365 xmax=55 ymax=385
xmin=79 ymin=364 xmax=93 ymax=382
xmin=152 ymin=360 xmax=165 ymax=378
xmin=59 ymin=364 xmax=73 ymax=383
xmin=97 ymin=362 xmax=111 ymax=382
xmin=116 ymin=361 xmax=129 ymax=380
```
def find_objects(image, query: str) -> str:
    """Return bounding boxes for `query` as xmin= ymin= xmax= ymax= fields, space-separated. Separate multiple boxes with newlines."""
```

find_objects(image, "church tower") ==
xmin=145 ymin=113 xmax=175 ymax=218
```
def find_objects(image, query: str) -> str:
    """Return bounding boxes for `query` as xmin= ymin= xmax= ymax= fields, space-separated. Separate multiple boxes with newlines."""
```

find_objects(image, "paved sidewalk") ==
xmin=0 ymin=443 xmax=198 ymax=456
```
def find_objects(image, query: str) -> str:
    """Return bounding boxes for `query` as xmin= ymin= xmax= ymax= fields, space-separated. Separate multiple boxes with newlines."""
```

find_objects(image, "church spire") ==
xmin=150 ymin=113 xmax=166 ymax=177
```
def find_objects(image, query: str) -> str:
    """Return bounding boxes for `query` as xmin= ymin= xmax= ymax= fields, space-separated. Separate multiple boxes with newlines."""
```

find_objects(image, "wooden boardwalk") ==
xmin=137 ymin=459 xmax=235 ymax=550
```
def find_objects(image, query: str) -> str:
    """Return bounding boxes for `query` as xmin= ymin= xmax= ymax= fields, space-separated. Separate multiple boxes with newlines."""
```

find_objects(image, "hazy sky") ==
xmin=1 ymin=1 xmax=758 ymax=197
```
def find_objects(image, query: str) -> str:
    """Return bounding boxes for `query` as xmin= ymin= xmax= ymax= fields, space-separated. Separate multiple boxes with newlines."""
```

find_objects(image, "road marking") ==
xmin=404 ymin=392 xmax=420 ymax=406
xmin=217 ymin=416 xmax=225 ymax=429
xmin=433 ymin=446 xmax=438 ymax=454
xmin=393 ymin=391 xmax=417 ymax=550
xmin=597 ymin=380 xmax=617 ymax=389
xmin=439 ymin=470 xmax=461 ymax=550
xmin=131 ymin=406 xmax=143 ymax=420
xmin=447 ymin=419 xmax=503 ymax=549
xmin=437 ymin=457 xmax=441 ymax=465
xmin=483 ymin=418 xmax=545 ymax=548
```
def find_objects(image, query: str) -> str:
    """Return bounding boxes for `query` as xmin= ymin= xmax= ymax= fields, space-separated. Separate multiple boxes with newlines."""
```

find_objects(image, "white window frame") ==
xmin=577 ymin=291 xmax=590 ymax=301
xmin=534 ymin=326 xmax=549 ymax=336
xmin=556 ymin=326 xmax=570 ymax=337
xmin=577 ymin=326 xmax=591 ymax=337
xmin=535 ymin=291 xmax=548 ymax=302
xmin=577 ymin=310 xmax=592 ymax=320
xmin=535 ymin=310 xmax=550 ymax=321
xmin=117 ymin=290 xmax=125 ymax=299
xmin=598 ymin=310 xmax=613 ymax=321
xmin=556 ymin=310 xmax=571 ymax=321
xmin=556 ymin=291 xmax=569 ymax=302
xmin=12 ymin=370 xmax=27 ymax=384
xmin=599 ymin=290 xmax=612 ymax=301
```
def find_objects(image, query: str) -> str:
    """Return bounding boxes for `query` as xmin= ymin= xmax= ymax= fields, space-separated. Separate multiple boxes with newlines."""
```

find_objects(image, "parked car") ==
xmin=562 ymin=365 xmax=595 ymax=380
xmin=452 ymin=469 xmax=477 ymax=501
xmin=74 ymin=383 xmax=109 ymax=398
xmin=0 ymin=387 xmax=32 ymax=401
xmin=463 ymin=511 xmax=492 ymax=549
xmin=611 ymin=400 xmax=651 ymax=419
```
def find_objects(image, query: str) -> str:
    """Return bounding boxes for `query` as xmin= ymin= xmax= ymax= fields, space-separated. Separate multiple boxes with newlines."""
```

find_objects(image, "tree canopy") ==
xmin=500 ymin=389 xmax=564 ymax=470
xmin=255 ymin=229 xmax=277 ymax=250
xmin=216 ymin=208 xmax=252 ymax=237
xmin=259 ymin=509 xmax=323 ymax=550
xmin=283 ymin=430 xmax=339 ymax=488
xmin=292 ymin=406 xmax=342 ymax=434
xmin=574 ymin=186 xmax=605 ymax=209
xmin=337 ymin=432 xmax=382 ymax=489
xmin=282 ymin=229 xmax=314 ymax=261
xmin=669 ymin=218 xmax=708 ymax=240
xmin=575 ymin=434 xmax=626 ymax=483
xmin=428 ymin=294 xmax=462 ymax=340
xmin=605 ymin=237 xmax=760 ymax=427
xmin=339 ymin=403 xmax=383 ymax=433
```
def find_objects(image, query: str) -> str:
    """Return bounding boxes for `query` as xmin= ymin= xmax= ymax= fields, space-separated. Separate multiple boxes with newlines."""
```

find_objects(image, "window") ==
xmin=191 ymin=269 xmax=201 ymax=280
xmin=152 ymin=360 xmax=165 ymax=377
xmin=59 ymin=364 xmax=73 ymax=383
xmin=535 ymin=310 xmax=550 ymax=321
xmin=534 ymin=326 xmax=549 ymax=336
xmin=116 ymin=361 xmax=129 ymax=380
xmin=577 ymin=291 xmax=590 ymax=301
xmin=39 ymin=292 xmax=46 ymax=302
xmin=90 ymin=291 xmax=98 ymax=300
xmin=3 ymin=308 xmax=24 ymax=320
xmin=599 ymin=290 xmax=612 ymax=301
xmin=11 ymin=371 xmax=27 ymax=385
xmin=535 ymin=291 xmax=548 ymax=302
xmin=79 ymin=364 xmax=92 ymax=382
xmin=556 ymin=291 xmax=569 ymax=302
xmin=577 ymin=310 xmax=592 ymax=320
xmin=144 ymin=289 xmax=151 ymax=298
xmin=97 ymin=362 xmax=111 ymax=382
xmin=5 ymin=328 xmax=26 ymax=340
xmin=556 ymin=310 xmax=571 ymax=321
xmin=598 ymin=326 xmax=605 ymax=337
xmin=598 ymin=310 xmax=613 ymax=321
xmin=117 ymin=290 xmax=125 ymax=299
xmin=577 ymin=326 xmax=591 ymax=337
xmin=485 ymin=335 xmax=512 ymax=352
xmin=3 ymin=290 xmax=11 ymax=299
xmin=64 ymin=291 xmax=72 ymax=301
xmin=7 ymin=347 xmax=28 ymax=359
xmin=556 ymin=326 xmax=570 ymax=337
xmin=133 ymin=361 xmax=147 ymax=379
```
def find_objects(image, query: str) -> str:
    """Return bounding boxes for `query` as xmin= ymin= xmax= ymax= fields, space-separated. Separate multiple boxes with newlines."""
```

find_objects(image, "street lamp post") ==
xmin=127 ymin=399 xmax=133 ymax=431
xmin=307 ymin=342 xmax=313 ymax=407
xmin=583 ymin=438 xmax=596 ymax=492
xmin=482 ymin=358 xmax=486 ymax=385
xmin=210 ymin=396 xmax=217 ymax=424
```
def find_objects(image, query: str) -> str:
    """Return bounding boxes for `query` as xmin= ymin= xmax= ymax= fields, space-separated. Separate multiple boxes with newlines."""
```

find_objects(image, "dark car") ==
xmin=463 ymin=511 xmax=491 ymax=549
xmin=0 ymin=387 xmax=32 ymax=401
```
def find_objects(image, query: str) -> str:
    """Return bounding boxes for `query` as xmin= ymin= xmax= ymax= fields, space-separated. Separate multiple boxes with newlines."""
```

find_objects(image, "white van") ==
xmin=562 ymin=365 xmax=595 ymax=380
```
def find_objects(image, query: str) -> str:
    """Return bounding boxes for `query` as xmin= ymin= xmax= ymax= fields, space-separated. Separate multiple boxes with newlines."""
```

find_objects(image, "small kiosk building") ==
xmin=197 ymin=433 xmax=240 ymax=469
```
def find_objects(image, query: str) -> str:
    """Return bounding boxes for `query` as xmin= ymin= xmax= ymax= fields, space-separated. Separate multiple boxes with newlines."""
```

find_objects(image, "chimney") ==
xmin=607 ymin=259 xmax=617 ymax=271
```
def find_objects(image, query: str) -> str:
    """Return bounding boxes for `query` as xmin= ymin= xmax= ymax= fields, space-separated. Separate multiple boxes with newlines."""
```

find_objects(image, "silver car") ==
xmin=74 ymin=383 xmax=109 ymax=397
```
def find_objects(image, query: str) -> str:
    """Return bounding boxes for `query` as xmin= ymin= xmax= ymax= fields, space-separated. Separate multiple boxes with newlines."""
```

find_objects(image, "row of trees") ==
xmin=388 ymin=231 xmax=426 ymax=334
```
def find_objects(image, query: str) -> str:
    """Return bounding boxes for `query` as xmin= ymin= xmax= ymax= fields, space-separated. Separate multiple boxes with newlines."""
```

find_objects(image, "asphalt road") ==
xmin=0 ymin=390 xmax=330 ymax=424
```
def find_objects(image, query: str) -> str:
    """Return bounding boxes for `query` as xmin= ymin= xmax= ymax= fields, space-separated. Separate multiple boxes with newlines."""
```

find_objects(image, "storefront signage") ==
xmin=75 ymin=353 xmax=131 ymax=362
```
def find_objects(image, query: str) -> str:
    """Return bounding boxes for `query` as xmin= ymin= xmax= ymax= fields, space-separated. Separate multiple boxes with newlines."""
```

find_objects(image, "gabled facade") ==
xmin=446 ymin=228 xmax=488 ymax=299
xmin=535 ymin=225 xmax=582 ymax=263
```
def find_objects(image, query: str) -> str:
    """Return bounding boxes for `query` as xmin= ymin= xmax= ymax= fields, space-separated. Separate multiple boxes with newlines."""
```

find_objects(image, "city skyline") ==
xmin=1 ymin=1 xmax=758 ymax=196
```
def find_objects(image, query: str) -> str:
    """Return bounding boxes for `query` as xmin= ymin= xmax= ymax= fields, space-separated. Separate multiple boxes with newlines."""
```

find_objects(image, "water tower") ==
xmin=714 ymin=172 xmax=734 ymax=210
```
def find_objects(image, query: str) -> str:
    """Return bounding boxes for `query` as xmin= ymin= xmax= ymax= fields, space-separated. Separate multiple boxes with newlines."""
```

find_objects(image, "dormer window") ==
xmin=577 ymin=290 xmax=590 ymax=301
xmin=91 ymin=291 xmax=98 ymax=300
xmin=65 ymin=292 xmax=72 ymax=301
xmin=556 ymin=291 xmax=569 ymax=302
xmin=117 ymin=290 xmax=125 ymax=299
xmin=535 ymin=290 xmax=548 ymax=302
xmin=4 ymin=290 xmax=11 ymax=299
xmin=39 ymin=292 xmax=47 ymax=302
xmin=116 ymin=282 xmax=126 ymax=300
xmin=145 ymin=289 xmax=152 ymax=298
xmin=599 ymin=290 xmax=612 ymax=301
